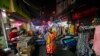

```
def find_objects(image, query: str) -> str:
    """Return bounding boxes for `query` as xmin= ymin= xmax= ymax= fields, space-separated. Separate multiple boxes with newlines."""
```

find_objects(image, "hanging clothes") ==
xmin=77 ymin=33 xmax=88 ymax=56
xmin=93 ymin=25 xmax=100 ymax=56
xmin=69 ymin=24 xmax=75 ymax=35
xmin=77 ymin=27 xmax=94 ymax=56
xmin=46 ymin=32 xmax=56 ymax=54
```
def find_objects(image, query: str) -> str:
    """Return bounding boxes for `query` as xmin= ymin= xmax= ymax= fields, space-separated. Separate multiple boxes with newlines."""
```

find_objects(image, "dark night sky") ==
xmin=29 ymin=0 xmax=56 ymax=19
xmin=15 ymin=0 xmax=56 ymax=19
xmin=26 ymin=0 xmax=56 ymax=12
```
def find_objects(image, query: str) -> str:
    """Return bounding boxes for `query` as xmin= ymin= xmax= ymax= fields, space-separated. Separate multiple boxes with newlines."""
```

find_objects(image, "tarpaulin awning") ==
xmin=8 ymin=12 xmax=28 ymax=22
xmin=72 ymin=7 xmax=98 ymax=19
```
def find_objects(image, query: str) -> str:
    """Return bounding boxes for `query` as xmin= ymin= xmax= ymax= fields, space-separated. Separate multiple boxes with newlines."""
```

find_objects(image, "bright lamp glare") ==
xmin=36 ymin=26 xmax=40 ymax=30
xmin=2 ymin=12 xmax=7 ymax=18
xmin=2 ymin=9 xmax=6 ymax=12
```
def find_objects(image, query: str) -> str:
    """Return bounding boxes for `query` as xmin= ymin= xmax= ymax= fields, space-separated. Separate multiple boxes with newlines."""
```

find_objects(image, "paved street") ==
xmin=39 ymin=45 xmax=76 ymax=56
xmin=39 ymin=45 xmax=47 ymax=56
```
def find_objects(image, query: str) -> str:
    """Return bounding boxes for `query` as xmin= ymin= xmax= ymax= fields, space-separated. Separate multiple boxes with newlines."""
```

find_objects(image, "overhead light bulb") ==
xmin=2 ymin=9 xmax=6 ymax=12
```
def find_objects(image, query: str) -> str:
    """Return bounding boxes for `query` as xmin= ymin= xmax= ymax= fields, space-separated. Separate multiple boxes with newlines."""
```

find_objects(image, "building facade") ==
xmin=56 ymin=0 xmax=76 ymax=17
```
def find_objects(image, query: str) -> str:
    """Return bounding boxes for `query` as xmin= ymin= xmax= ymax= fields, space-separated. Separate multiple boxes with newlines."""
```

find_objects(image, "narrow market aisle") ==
xmin=55 ymin=45 xmax=76 ymax=56
xmin=39 ymin=45 xmax=76 ymax=56
xmin=39 ymin=45 xmax=47 ymax=56
xmin=55 ymin=48 xmax=76 ymax=56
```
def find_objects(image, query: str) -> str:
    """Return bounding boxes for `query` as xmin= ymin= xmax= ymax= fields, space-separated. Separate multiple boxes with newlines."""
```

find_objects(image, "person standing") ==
xmin=46 ymin=28 xmax=56 ymax=56
xmin=9 ymin=27 xmax=19 ymax=54
xmin=92 ymin=12 xmax=100 ymax=56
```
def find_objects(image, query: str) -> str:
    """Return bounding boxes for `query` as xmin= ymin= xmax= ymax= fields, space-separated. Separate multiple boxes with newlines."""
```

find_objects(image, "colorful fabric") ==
xmin=46 ymin=36 xmax=51 ymax=44
xmin=69 ymin=24 xmax=75 ymax=35
xmin=46 ymin=32 xmax=56 ymax=54
xmin=46 ymin=43 xmax=56 ymax=54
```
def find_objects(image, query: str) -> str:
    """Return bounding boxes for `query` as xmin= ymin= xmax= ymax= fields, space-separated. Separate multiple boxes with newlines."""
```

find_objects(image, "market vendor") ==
xmin=8 ymin=27 xmax=19 ymax=54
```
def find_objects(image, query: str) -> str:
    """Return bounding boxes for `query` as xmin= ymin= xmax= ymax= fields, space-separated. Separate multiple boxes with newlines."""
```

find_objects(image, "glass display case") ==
xmin=0 ymin=18 xmax=7 ymax=48
xmin=0 ymin=9 xmax=9 ymax=48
